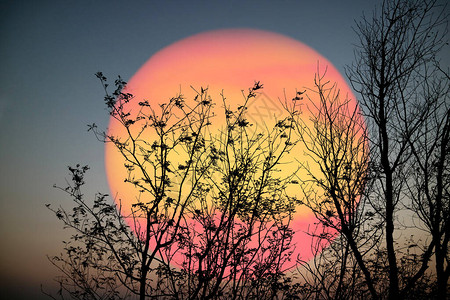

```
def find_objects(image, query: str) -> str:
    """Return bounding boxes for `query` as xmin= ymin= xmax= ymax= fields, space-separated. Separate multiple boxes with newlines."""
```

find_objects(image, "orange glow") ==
xmin=105 ymin=29 xmax=360 ymax=266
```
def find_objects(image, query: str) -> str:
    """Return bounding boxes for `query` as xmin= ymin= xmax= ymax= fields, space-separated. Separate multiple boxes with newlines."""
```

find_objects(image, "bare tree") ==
xmin=346 ymin=0 xmax=449 ymax=298
xmin=46 ymin=76 xmax=301 ymax=299
xmin=287 ymin=61 xmax=447 ymax=300
xmin=285 ymin=71 xmax=379 ymax=299
xmin=406 ymin=65 xmax=449 ymax=298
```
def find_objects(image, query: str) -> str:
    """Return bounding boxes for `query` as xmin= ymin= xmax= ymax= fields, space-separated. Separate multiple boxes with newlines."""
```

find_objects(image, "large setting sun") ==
xmin=105 ymin=29 xmax=361 ymax=266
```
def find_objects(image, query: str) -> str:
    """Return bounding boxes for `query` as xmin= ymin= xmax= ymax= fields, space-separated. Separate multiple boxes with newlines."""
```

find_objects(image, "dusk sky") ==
xmin=1 ymin=1 xmax=447 ymax=299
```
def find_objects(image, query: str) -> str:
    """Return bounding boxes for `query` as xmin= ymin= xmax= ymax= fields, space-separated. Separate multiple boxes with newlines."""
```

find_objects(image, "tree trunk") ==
xmin=379 ymin=90 xmax=400 ymax=299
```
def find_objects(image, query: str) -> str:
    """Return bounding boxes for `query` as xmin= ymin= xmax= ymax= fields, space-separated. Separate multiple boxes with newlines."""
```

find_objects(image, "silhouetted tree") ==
xmin=46 ymin=76 xmax=302 ymax=299
xmin=287 ymin=70 xmax=445 ymax=300
xmin=346 ymin=0 xmax=449 ymax=298
xmin=285 ymin=71 xmax=379 ymax=300
xmin=405 ymin=65 xmax=449 ymax=298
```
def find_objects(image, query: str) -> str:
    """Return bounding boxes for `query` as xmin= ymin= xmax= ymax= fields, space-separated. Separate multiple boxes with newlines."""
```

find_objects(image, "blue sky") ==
xmin=0 ymin=0 xmax=406 ymax=298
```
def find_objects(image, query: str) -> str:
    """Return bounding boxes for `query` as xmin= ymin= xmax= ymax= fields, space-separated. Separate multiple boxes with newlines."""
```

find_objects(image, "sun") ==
xmin=105 ymin=28 xmax=360 ymax=265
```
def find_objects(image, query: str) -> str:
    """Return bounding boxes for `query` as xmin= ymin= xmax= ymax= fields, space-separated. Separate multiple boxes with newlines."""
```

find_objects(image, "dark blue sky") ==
xmin=0 ymin=0 xmax=407 ymax=298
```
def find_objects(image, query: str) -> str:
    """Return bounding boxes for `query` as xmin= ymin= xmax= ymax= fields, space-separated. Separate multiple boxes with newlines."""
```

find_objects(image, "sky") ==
xmin=0 ymin=0 xmax=436 ymax=298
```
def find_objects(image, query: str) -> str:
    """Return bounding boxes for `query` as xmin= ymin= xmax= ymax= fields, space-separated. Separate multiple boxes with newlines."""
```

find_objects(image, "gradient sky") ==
xmin=1 ymin=0 xmax=440 ymax=298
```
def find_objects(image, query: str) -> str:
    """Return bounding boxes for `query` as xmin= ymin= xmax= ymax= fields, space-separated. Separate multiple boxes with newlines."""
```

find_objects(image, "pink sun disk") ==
xmin=105 ymin=28 xmax=359 ymax=269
